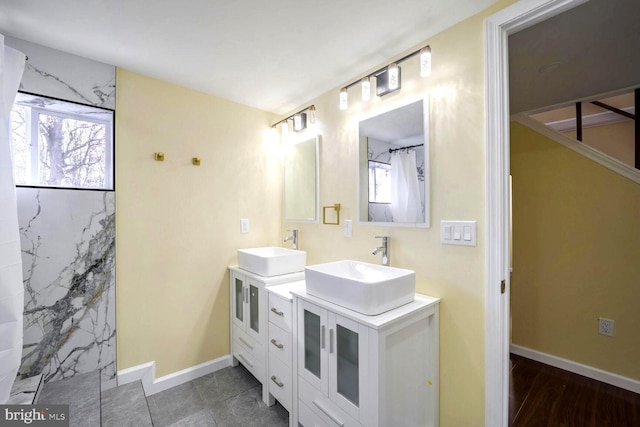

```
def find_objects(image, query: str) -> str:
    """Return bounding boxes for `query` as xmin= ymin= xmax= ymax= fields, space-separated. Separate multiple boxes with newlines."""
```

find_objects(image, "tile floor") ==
xmin=146 ymin=364 xmax=289 ymax=427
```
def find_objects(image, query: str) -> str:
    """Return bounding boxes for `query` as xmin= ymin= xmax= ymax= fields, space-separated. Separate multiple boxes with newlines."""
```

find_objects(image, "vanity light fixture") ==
xmin=272 ymin=105 xmax=316 ymax=133
xmin=338 ymin=44 xmax=432 ymax=110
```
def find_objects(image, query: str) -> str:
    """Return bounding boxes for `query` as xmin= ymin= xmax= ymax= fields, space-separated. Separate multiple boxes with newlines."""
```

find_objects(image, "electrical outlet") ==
xmin=240 ymin=218 xmax=250 ymax=234
xmin=344 ymin=219 xmax=352 ymax=237
xmin=598 ymin=318 xmax=614 ymax=337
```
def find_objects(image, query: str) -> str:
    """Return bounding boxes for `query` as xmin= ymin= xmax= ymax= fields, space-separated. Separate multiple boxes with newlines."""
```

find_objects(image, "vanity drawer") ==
xmin=299 ymin=399 xmax=331 ymax=427
xmin=233 ymin=326 xmax=263 ymax=363
xmin=268 ymin=293 xmax=292 ymax=332
xmin=268 ymin=322 xmax=291 ymax=365
xmin=233 ymin=338 xmax=264 ymax=385
xmin=299 ymin=378 xmax=364 ymax=427
xmin=267 ymin=354 xmax=292 ymax=412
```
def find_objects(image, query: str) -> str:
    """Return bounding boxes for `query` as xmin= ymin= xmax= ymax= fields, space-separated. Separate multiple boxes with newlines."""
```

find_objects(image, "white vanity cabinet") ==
xmin=229 ymin=267 xmax=303 ymax=406
xmin=293 ymin=290 xmax=440 ymax=427
xmin=265 ymin=283 xmax=303 ymax=417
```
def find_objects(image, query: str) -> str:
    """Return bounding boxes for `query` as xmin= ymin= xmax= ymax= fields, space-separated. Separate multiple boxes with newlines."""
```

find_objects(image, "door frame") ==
xmin=483 ymin=0 xmax=588 ymax=425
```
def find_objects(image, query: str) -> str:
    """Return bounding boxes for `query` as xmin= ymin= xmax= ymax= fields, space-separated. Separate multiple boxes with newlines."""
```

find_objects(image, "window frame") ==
xmin=12 ymin=91 xmax=115 ymax=191
xmin=368 ymin=160 xmax=391 ymax=204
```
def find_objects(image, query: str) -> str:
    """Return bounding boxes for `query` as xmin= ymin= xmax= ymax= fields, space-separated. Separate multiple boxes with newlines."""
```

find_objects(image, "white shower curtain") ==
xmin=0 ymin=35 xmax=26 ymax=403
xmin=390 ymin=150 xmax=421 ymax=223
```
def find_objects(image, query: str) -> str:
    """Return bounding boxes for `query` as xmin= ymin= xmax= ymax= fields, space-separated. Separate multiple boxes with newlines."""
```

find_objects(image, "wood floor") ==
xmin=510 ymin=354 xmax=640 ymax=426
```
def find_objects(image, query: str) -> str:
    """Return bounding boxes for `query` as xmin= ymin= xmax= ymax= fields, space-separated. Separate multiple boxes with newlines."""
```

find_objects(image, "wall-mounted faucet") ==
xmin=284 ymin=229 xmax=298 ymax=250
xmin=372 ymin=236 xmax=390 ymax=266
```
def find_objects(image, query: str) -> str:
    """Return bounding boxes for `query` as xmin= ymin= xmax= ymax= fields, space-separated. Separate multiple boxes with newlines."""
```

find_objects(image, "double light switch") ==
xmin=440 ymin=220 xmax=477 ymax=246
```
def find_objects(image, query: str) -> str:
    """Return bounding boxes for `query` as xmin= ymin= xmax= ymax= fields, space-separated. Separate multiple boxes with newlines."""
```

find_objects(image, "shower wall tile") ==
xmin=5 ymin=36 xmax=115 ymax=109
xmin=16 ymin=188 xmax=116 ymax=385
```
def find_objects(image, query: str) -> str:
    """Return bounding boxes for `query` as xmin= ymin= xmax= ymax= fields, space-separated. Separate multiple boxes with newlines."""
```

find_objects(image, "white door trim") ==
xmin=483 ymin=0 xmax=589 ymax=425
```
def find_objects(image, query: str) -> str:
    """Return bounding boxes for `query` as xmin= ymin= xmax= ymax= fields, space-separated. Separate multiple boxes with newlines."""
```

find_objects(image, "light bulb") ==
xmin=308 ymin=106 xmax=317 ymax=124
xmin=293 ymin=114 xmax=302 ymax=131
xmin=361 ymin=77 xmax=371 ymax=102
xmin=339 ymin=88 xmax=348 ymax=110
xmin=388 ymin=64 xmax=399 ymax=90
xmin=420 ymin=46 xmax=432 ymax=77
xmin=281 ymin=120 xmax=289 ymax=135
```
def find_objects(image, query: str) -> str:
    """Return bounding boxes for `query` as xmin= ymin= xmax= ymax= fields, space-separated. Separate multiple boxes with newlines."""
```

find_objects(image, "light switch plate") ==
xmin=441 ymin=220 xmax=476 ymax=246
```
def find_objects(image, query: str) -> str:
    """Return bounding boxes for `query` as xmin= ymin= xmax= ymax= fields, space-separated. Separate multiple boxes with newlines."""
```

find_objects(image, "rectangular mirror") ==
xmin=284 ymin=134 xmax=320 ymax=222
xmin=358 ymin=97 xmax=430 ymax=227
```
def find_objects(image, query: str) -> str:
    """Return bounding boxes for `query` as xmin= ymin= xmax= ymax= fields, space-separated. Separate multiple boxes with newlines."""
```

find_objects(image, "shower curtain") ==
xmin=390 ymin=149 xmax=421 ymax=223
xmin=0 ymin=35 xmax=26 ymax=403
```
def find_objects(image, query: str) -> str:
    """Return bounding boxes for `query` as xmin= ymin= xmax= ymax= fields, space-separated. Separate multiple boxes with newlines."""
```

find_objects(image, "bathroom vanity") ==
xmin=229 ymin=266 xmax=304 ymax=407
xmin=231 ymin=256 xmax=440 ymax=427
xmin=293 ymin=288 xmax=439 ymax=427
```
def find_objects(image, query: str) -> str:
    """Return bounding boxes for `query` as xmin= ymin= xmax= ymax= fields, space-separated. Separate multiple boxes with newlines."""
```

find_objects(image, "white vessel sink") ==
xmin=305 ymin=260 xmax=415 ymax=315
xmin=237 ymin=247 xmax=306 ymax=277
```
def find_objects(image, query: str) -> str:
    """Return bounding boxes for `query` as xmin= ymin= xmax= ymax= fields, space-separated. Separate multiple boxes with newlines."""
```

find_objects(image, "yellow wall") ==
xmin=114 ymin=1 xmax=516 ymax=424
xmin=280 ymin=2 xmax=513 ymax=424
xmin=563 ymin=120 xmax=635 ymax=168
xmin=115 ymin=69 xmax=281 ymax=375
xmin=510 ymin=121 xmax=640 ymax=380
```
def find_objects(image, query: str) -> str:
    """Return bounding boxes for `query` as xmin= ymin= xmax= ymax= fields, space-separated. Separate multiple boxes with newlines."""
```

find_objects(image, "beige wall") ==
xmin=510 ymin=121 xmax=640 ymax=380
xmin=115 ymin=69 xmax=281 ymax=375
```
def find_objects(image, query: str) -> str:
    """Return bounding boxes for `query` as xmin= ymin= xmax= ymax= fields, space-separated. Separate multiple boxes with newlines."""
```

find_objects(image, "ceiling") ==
xmin=0 ymin=0 xmax=495 ymax=115
xmin=509 ymin=0 xmax=640 ymax=114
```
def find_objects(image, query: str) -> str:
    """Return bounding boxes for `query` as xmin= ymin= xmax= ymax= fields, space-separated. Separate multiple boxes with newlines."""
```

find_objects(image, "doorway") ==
xmin=483 ymin=0 xmax=588 ymax=425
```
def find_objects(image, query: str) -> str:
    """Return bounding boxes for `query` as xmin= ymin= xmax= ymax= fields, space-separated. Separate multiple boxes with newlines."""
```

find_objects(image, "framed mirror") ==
xmin=284 ymin=134 xmax=320 ymax=222
xmin=357 ymin=97 xmax=430 ymax=227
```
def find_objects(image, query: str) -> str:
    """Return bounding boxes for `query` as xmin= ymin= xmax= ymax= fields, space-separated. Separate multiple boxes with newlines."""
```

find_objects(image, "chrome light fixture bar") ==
xmin=272 ymin=104 xmax=316 ymax=132
xmin=338 ymin=44 xmax=431 ymax=109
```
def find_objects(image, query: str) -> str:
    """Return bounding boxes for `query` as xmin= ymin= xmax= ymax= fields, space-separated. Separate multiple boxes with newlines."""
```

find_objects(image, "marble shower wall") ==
xmin=17 ymin=189 xmax=116 ymax=385
xmin=6 ymin=36 xmax=117 ymax=386
xmin=5 ymin=36 xmax=115 ymax=109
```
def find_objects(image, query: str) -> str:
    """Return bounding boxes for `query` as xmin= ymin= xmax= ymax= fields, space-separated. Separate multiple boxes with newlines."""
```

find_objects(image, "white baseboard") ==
xmin=117 ymin=355 xmax=232 ymax=396
xmin=510 ymin=344 xmax=640 ymax=394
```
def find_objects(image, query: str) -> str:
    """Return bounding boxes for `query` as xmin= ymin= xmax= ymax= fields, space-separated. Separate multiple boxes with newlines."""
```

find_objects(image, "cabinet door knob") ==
xmin=270 ymin=307 xmax=284 ymax=317
xmin=270 ymin=339 xmax=284 ymax=349
xmin=270 ymin=375 xmax=284 ymax=388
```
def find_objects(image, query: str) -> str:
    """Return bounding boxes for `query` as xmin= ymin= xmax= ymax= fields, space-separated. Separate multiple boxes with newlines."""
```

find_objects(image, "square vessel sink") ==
xmin=237 ymin=247 xmax=306 ymax=277
xmin=305 ymin=260 xmax=415 ymax=315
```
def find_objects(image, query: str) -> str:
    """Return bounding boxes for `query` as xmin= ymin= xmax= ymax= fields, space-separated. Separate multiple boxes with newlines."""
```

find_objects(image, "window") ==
xmin=10 ymin=93 xmax=114 ymax=190
xmin=368 ymin=161 xmax=391 ymax=203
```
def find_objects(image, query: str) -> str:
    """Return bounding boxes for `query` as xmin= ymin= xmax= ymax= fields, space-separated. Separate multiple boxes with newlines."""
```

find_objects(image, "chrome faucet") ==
xmin=372 ymin=236 xmax=389 ymax=266
xmin=284 ymin=229 xmax=298 ymax=249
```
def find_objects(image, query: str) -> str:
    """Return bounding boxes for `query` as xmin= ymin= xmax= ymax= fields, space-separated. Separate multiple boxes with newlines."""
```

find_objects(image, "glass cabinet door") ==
xmin=234 ymin=277 xmax=244 ymax=323
xmin=328 ymin=313 xmax=367 ymax=419
xmin=249 ymin=284 xmax=259 ymax=334
xmin=304 ymin=309 xmax=321 ymax=379
xmin=297 ymin=300 xmax=328 ymax=395
xmin=336 ymin=324 xmax=359 ymax=406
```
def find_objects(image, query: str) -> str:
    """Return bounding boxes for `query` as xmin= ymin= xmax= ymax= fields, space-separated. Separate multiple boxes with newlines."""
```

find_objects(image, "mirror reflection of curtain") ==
xmin=390 ymin=150 xmax=420 ymax=222
xmin=0 ymin=35 xmax=26 ymax=403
